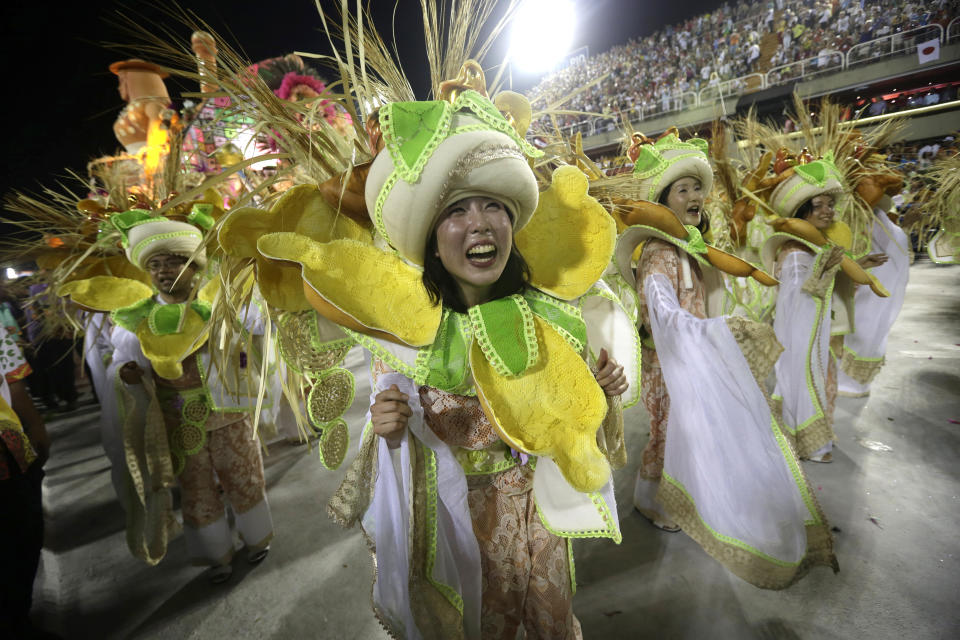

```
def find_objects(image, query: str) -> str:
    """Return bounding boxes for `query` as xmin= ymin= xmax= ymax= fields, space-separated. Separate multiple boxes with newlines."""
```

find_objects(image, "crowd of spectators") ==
xmin=527 ymin=0 xmax=959 ymax=135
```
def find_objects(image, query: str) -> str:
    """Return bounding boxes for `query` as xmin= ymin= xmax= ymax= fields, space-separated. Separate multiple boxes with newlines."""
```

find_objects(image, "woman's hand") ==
xmin=594 ymin=348 xmax=629 ymax=397
xmin=371 ymin=384 xmax=412 ymax=447
xmin=857 ymin=252 xmax=889 ymax=269
xmin=823 ymin=245 xmax=845 ymax=271
xmin=119 ymin=361 xmax=144 ymax=385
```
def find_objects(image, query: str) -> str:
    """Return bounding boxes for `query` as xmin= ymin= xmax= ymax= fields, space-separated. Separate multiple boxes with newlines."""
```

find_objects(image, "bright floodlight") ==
xmin=510 ymin=0 xmax=576 ymax=73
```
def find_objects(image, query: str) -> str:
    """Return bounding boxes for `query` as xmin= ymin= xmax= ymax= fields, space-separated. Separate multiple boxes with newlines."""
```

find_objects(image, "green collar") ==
xmin=111 ymin=297 xmax=212 ymax=335
xmin=411 ymin=289 xmax=587 ymax=395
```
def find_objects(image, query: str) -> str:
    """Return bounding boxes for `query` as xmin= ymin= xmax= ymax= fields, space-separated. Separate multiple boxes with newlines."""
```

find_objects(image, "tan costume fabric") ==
xmin=153 ymin=356 xmax=268 ymax=537
xmin=636 ymin=239 xmax=707 ymax=481
xmin=177 ymin=418 xmax=267 ymax=529
xmin=418 ymin=385 xmax=582 ymax=640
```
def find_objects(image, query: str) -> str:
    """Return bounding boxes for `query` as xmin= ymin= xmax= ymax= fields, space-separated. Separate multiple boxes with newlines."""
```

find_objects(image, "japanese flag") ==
xmin=917 ymin=38 xmax=940 ymax=64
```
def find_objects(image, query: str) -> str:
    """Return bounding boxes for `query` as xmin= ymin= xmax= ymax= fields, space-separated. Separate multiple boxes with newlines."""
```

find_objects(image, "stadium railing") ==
xmin=947 ymin=16 xmax=960 ymax=43
xmin=534 ymin=23 xmax=952 ymax=140
xmin=847 ymin=24 xmax=944 ymax=69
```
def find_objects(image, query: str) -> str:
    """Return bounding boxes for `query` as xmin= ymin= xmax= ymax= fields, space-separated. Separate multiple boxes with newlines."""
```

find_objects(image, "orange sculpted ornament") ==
xmin=110 ymin=59 xmax=172 ymax=155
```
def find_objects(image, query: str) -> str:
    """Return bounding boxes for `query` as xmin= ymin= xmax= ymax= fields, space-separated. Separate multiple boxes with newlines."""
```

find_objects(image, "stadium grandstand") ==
xmin=523 ymin=0 xmax=960 ymax=166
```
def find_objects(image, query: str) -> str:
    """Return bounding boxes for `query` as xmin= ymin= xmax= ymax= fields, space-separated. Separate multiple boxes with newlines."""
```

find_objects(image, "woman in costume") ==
xmin=614 ymin=131 xmax=836 ymax=588
xmin=222 ymin=63 xmax=640 ymax=636
xmin=760 ymin=151 xmax=889 ymax=462
xmin=838 ymin=158 xmax=910 ymax=397
xmin=55 ymin=205 xmax=276 ymax=583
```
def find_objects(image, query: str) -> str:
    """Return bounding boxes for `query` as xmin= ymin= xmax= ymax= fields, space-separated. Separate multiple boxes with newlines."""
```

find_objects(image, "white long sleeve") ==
xmin=645 ymin=272 xmax=814 ymax=566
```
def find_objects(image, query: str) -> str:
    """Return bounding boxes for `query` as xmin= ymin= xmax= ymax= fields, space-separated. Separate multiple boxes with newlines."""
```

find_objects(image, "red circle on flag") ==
xmin=922 ymin=46 xmax=936 ymax=55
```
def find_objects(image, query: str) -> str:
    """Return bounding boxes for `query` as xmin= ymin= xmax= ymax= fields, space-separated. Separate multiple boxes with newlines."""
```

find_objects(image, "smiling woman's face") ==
xmin=802 ymin=194 xmax=836 ymax=230
xmin=434 ymin=196 xmax=513 ymax=307
xmin=663 ymin=177 xmax=704 ymax=226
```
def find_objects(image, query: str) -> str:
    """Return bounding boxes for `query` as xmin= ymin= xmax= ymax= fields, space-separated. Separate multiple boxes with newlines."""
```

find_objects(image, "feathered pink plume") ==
xmin=275 ymin=72 xmax=327 ymax=100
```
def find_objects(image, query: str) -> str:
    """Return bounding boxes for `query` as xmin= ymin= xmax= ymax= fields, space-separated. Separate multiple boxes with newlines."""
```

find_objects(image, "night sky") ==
xmin=0 ymin=0 xmax=725 ymax=201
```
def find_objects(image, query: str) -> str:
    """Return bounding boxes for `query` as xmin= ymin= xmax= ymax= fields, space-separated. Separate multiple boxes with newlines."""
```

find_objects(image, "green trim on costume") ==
xmin=373 ymin=170 xmax=400 ymax=241
xmin=455 ymin=444 xmax=517 ymax=476
xmin=793 ymin=248 xmax=834 ymax=438
xmin=841 ymin=344 xmax=883 ymax=362
xmin=352 ymin=289 xmax=588 ymax=396
xmin=765 ymin=413 xmax=823 ymax=525
xmin=111 ymin=297 xmax=155 ymax=332
xmin=187 ymin=203 xmax=216 ymax=231
xmin=307 ymin=367 xmax=356 ymax=428
xmin=109 ymin=209 xmax=155 ymax=245
xmin=533 ymin=488 xmax=622 ymax=542
xmin=661 ymin=471 xmax=803 ymax=568
xmin=420 ymin=310 xmax=473 ymax=395
xmin=468 ymin=295 xmax=538 ymax=377
xmin=567 ymin=539 xmax=577 ymax=595
xmin=525 ymin=291 xmax=586 ymax=352
xmin=378 ymin=90 xmax=543 ymax=188
xmin=634 ymin=225 xmax=712 ymax=268
xmin=380 ymin=100 xmax=454 ymax=184
xmin=451 ymin=91 xmax=542 ymax=159
xmin=421 ymin=442 xmax=465 ymax=615
xmin=131 ymin=230 xmax=203 ymax=265
xmin=344 ymin=327 xmax=422 ymax=382
xmin=195 ymin=351 xmax=262 ymax=414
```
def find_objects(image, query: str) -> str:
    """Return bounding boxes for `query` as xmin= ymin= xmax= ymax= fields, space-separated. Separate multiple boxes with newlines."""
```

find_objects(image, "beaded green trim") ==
xmin=525 ymin=290 xmax=585 ymax=352
xmin=661 ymin=471 xmax=802 ymax=567
xmin=307 ymin=367 xmax=356 ymax=428
xmin=533 ymin=488 xmax=622 ymax=541
xmin=421 ymin=442 xmax=465 ymax=615
xmin=111 ymin=297 xmax=155 ymax=332
xmin=455 ymin=91 xmax=542 ymax=158
xmin=131 ymin=230 xmax=202 ymax=265
xmin=194 ymin=351 xmax=262 ymax=413
xmin=468 ymin=295 xmax=538 ymax=377
xmin=380 ymin=100 xmax=455 ymax=184
xmin=630 ymin=225 xmax=712 ymax=268
xmin=455 ymin=445 xmax=517 ymax=476
xmin=567 ymin=539 xmax=577 ymax=595
xmin=344 ymin=327 xmax=420 ymax=381
xmin=373 ymin=170 xmax=401 ymax=241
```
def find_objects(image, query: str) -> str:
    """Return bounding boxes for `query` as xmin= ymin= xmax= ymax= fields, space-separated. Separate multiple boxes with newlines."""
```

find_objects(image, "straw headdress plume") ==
xmin=913 ymin=152 xmax=960 ymax=263
xmin=213 ymin=0 xmax=643 ymax=497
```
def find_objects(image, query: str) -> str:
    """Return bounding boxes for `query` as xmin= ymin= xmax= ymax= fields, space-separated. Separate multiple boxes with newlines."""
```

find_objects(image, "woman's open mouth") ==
xmin=466 ymin=242 xmax=498 ymax=267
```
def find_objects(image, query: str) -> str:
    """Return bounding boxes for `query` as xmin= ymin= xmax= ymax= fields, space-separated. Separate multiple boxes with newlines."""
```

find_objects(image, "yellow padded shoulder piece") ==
xmin=219 ymin=184 xmax=372 ymax=310
xmin=472 ymin=314 xmax=610 ymax=493
xmin=135 ymin=307 xmax=209 ymax=380
xmin=57 ymin=276 xmax=154 ymax=312
xmin=258 ymin=233 xmax=442 ymax=347
xmin=516 ymin=166 xmax=617 ymax=301
xmin=824 ymin=220 xmax=853 ymax=250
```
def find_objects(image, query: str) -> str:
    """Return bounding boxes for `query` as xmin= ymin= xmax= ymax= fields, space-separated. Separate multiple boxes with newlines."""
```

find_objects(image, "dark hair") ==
xmin=659 ymin=178 xmax=710 ymax=235
xmin=794 ymin=198 xmax=814 ymax=219
xmin=422 ymin=230 xmax=530 ymax=314
xmin=794 ymin=192 xmax=836 ymax=219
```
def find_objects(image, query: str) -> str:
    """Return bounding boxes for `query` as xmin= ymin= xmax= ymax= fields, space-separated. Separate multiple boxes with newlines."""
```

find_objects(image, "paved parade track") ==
xmin=31 ymin=261 xmax=960 ymax=640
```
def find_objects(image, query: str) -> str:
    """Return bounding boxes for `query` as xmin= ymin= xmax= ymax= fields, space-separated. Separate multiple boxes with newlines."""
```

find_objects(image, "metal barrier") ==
xmin=643 ymin=91 xmax=700 ymax=119
xmin=531 ymin=20 xmax=951 ymax=144
xmin=948 ymin=16 xmax=960 ymax=43
xmin=699 ymin=73 xmax=766 ymax=103
xmin=846 ymin=24 xmax=944 ymax=68
xmin=766 ymin=50 xmax=844 ymax=87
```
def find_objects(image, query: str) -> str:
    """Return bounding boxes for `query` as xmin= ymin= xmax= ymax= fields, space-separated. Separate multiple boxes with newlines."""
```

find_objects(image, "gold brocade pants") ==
xmin=467 ymin=466 xmax=582 ymax=640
